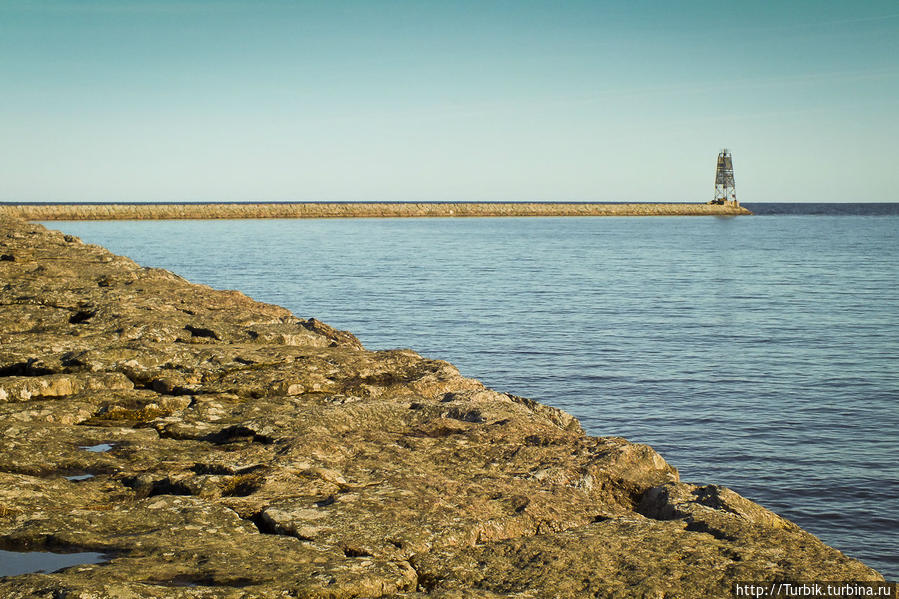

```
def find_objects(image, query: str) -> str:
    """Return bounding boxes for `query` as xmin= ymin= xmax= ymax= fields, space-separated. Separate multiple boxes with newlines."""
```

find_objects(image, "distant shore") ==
xmin=0 ymin=202 xmax=751 ymax=220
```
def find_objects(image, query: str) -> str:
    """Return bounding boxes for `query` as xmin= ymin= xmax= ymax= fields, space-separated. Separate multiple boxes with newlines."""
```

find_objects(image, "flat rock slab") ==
xmin=0 ymin=216 xmax=880 ymax=598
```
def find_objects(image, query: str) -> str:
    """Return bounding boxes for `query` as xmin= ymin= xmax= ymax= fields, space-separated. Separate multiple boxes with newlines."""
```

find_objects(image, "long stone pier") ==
xmin=0 ymin=202 xmax=751 ymax=220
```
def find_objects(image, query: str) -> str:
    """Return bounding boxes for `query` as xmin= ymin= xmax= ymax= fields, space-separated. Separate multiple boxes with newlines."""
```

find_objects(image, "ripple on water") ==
xmin=42 ymin=211 xmax=899 ymax=579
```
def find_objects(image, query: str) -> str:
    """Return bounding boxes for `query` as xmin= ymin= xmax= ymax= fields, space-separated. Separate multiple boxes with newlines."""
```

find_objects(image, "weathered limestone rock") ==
xmin=0 ymin=216 xmax=880 ymax=598
xmin=0 ymin=372 xmax=133 ymax=402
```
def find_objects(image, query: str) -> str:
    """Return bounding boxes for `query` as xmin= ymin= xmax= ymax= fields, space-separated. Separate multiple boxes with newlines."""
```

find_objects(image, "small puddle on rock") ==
xmin=151 ymin=576 xmax=201 ymax=587
xmin=64 ymin=474 xmax=95 ymax=482
xmin=0 ymin=549 xmax=109 ymax=577
xmin=79 ymin=443 xmax=114 ymax=453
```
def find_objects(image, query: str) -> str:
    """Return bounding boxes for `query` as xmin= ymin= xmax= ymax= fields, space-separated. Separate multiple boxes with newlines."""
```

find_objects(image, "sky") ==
xmin=1 ymin=0 xmax=896 ymax=203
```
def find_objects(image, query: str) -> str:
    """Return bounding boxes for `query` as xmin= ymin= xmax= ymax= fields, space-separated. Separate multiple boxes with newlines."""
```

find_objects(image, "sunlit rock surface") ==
xmin=0 ymin=216 xmax=879 ymax=598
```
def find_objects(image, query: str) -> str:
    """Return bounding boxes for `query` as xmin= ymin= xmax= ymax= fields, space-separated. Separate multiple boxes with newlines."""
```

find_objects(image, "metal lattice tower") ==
xmin=714 ymin=149 xmax=737 ymax=205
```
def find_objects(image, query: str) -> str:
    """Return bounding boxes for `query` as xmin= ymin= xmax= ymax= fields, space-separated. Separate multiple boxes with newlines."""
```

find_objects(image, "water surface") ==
xmin=46 ymin=207 xmax=899 ymax=578
xmin=0 ymin=549 xmax=107 ymax=578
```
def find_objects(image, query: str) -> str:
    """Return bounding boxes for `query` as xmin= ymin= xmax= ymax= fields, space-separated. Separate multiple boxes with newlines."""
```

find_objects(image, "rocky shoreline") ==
xmin=0 ymin=201 xmax=750 ymax=221
xmin=0 ymin=215 xmax=882 ymax=598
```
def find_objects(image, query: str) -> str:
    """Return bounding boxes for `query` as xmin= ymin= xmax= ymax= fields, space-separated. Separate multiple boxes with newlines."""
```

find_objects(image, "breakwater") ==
xmin=0 ymin=201 xmax=751 ymax=220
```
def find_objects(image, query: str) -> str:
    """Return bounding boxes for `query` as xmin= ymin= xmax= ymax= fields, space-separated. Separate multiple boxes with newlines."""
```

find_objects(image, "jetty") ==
xmin=0 ymin=201 xmax=750 ymax=221
xmin=0 ymin=214 xmax=884 ymax=597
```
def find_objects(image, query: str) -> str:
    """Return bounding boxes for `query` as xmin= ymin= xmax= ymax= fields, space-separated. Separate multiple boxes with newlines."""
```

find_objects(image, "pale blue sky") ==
xmin=1 ymin=1 xmax=896 ymax=203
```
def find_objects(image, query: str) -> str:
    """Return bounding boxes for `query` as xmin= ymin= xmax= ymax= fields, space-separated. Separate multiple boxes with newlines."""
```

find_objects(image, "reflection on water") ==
xmin=0 ymin=549 xmax=108 ymax=578
xmin=79 ymin=443 xmax=113 ymax=453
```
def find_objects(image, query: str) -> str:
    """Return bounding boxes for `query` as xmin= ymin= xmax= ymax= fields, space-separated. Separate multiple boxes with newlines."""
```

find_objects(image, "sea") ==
xmin=41 ymin=203 xmax=899 ymax=579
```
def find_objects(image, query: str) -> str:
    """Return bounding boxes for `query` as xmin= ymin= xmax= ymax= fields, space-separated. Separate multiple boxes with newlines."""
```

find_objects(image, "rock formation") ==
xmin=0 ymin=201 xmax=751 ymax=221
xmin=0 ymin=215 xmax=881 ymax=598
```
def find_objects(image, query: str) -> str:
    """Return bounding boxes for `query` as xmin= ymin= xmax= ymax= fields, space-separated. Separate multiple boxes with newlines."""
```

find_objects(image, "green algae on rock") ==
xmin=0 ymin=215 xmax=881 ymax=598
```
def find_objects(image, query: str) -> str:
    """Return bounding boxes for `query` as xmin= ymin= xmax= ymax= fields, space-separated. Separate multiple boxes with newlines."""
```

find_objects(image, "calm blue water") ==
xmin=0 ymin=549 xmax=108 ymax=577
xmin=45 ymin=206 xmax=899 ymax=579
